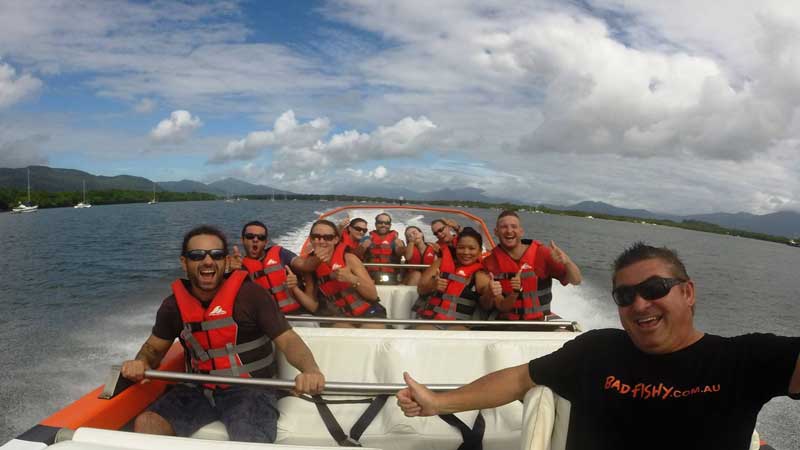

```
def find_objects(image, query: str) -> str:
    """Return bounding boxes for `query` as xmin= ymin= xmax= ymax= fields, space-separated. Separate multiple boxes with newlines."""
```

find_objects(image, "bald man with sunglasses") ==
xmin=397 ymin=242 xmax=799 ymax=450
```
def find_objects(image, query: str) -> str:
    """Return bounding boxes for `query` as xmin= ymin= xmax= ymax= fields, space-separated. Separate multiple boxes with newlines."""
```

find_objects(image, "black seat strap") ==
xmin=349 ymin=395 xmax=389 ymax=441
xmin=439 ymin=412 xmax=486 ymax=450
xmin=311 ymin=394 xmax=390 ymax=447
xmin=313 ymin=395 xmax=360 ymax=447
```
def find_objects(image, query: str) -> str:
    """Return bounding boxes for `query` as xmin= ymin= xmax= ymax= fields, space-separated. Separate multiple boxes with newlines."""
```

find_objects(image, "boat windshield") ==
xmin=301 ymin=204 xmax=495 ymax=256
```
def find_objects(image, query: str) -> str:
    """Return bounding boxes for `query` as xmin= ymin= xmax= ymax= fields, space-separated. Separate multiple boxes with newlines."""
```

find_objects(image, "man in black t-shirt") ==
xmin=121 ymin=225 xmax=325 ymax=443
xmin=397 ymin=242 xmax=800 ymax=450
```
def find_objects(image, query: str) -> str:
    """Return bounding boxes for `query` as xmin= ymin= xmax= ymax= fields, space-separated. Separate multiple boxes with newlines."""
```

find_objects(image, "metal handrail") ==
xmin=285 ymin=315 xmax=580 ymax=330
xmin=141 ymin=370 xmax=462 ymax=395
xmin=362 ymin=263 xmax=430 ymax=269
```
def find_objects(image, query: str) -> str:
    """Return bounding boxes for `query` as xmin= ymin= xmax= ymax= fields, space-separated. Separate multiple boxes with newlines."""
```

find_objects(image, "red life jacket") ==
xmin=342 ymin=230 xmax=359 ymax=250
xmin=241 ymin=246 xmax=301 ymax=313
xmin=173 ymin=270 xmax=274 ymax=388
xmin=418 ymin=246 xmax=483 ymax=320
xmin=489 ymin=242 xmax=551 ymax=320
xmin=316 ymin=243 xmax=372 ymax=316
xmin=366 ymin=230 xmax=399 ymax=273
xmin=408 ymin=243 xmax=436 ymax=265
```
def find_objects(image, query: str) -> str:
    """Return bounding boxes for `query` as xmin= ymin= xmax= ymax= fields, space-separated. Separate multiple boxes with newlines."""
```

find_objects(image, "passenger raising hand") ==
xmin=436 ymin=269 xmax=449 ymax=292
xmin=333 ymin=265 xmax=356 ymax=284
xmin=510 ymin=268 xmax=523 ymax=293
xmin=285 ymin=266 xmax=298 ymax=290
xmin=490 ymin=279 xmax=503 ymax=297
xmin=548 ymin=240 xmax=568 ymax=265
xmin=228 ymin=245 xmax=243 ymax=271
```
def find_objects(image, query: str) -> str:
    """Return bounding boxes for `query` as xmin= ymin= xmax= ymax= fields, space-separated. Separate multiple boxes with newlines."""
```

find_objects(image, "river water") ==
xmin=0 ymin=201 xmax=797 ymax=447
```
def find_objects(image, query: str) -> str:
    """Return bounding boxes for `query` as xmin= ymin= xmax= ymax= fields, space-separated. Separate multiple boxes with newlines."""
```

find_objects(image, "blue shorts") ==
xmin=147 ymin=383 xmax=279 ymax=442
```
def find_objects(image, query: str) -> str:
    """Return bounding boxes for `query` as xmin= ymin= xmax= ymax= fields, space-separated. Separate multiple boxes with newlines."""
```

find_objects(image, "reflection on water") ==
xmin=0 ymin=201 xmax=797 ymax=448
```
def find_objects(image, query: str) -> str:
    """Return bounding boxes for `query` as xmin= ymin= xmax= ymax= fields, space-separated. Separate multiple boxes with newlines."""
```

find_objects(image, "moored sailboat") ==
xmin=11 ymin=168 xmax=39 ymax=214
xmin=74 ymin=181 xmax=92 ymax=209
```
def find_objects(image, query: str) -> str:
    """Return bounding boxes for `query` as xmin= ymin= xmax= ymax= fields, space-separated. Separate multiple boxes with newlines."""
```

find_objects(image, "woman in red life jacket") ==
xmin=307 ymin=219 xmax=385 ymax=328
xmin=402 ymin=225 xmax=437 ymax=286
xmin=339 ymin=217 xmax=369 ymax=260
xmin=415 ymin=227 xmax=501 ymax=330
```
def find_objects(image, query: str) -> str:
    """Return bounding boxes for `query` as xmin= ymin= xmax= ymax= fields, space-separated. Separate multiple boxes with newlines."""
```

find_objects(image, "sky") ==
xmin=2 ymin=0 xmax=800 ymax=215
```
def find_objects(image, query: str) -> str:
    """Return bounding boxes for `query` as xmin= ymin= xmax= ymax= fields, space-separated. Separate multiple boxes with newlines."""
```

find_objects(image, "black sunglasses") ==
xmin=375 ymin=220 xmax=391 ymax=225
xmin=612 ymin=276 xmax=686 ymax=307
xmin=432 ymin=227 xmax=445 ymax=235
xmin=310 ymin=233 xmax=337 ymax=242
xmin=244 ymin=233 xmax=267 ymax=241
xmin=350 ymin=226 xmax=368 ymax=233
xmin=184 ymin=249 xmax=227 ymax=261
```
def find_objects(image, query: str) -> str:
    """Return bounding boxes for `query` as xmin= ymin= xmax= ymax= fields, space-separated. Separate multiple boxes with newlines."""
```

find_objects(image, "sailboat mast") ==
xmin=27 ymin=168 xmax=31 ymax=202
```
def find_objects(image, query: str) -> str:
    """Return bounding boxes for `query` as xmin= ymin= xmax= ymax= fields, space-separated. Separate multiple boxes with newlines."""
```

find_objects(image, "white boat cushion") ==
xmin=54 ymin=427 xmax=372 ymax=450
xmin=273 ymin=328 xmax=575 ymax=449
xmin=376 ymin=285 xmax=419 ymax=323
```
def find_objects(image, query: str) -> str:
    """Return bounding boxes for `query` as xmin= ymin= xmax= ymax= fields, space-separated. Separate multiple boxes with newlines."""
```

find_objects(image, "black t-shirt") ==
xmin=528 ymin=329 xmax=799 ymax=450
xmin=152 ymin=277 xmax=291 ymax=377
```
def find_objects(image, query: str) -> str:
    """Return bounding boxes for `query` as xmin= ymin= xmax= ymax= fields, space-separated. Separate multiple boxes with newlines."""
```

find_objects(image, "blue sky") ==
xmin=2 ymin=0 xmax=800 ymax=214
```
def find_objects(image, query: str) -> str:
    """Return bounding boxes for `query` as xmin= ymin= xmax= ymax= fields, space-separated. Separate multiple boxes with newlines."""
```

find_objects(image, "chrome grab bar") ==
xmin=142 ymin=370 xmax=461 ymax=395
xmin=285 ymin=315 xmax=580 ymax=330
xmin=362 ymin=263 xmax=430 ymax=269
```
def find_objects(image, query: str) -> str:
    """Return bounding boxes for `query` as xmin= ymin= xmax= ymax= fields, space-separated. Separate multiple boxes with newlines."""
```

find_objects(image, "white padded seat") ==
xmin=59 ymin=427 xmax=372 ymax=449
xmin=376 ymin=285 xmax=419 ymax=323
xmin=274 ymin=328 xmax=575 ymax=449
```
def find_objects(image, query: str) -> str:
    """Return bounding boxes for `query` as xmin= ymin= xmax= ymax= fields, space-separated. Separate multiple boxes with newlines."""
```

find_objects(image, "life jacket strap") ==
xmin=278 ymin=296 xmax=299 ymax=308
xmin=520 ymin=288 xmax=551 ymax=301
xmin=181 ymin=326 xmax=211 ymax=362
xmin=270 ymin=284 xmax=288 ymax=294
xmin=442 ymin=272 xmax=467 ymax=284
xmin=208 ymin=351 xmax=275 ymax=377
xmin=205 ymin=335 xmax=270 ymax=359
xmin=492 ymin=272 xmax=514 ymax=280
xmin=252 ymin=264 xmax=284 ymax=279
xmin=191 ymin=316 xmax=235 ymax=331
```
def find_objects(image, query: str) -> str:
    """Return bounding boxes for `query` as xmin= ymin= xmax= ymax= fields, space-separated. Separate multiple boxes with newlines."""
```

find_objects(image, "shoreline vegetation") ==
xmin=1 ymin=188 xmax=797 ymax=245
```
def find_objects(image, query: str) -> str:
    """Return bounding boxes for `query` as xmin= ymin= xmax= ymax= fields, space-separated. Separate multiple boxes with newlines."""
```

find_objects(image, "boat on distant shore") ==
xmin=11 ymin=168 xmax=39 ymax=214
xmin=147 ymin=183 xmax=158 ymax=205
xmin=74 ymin=181 xmax=92 ymax=209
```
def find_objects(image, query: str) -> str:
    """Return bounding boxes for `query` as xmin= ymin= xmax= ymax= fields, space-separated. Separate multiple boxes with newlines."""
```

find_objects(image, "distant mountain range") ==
xmin=0 ymin=167 xmax=293 ymax=197
xmin=555 ymin=201 xmax=800 ymax=238
xmin=2 ymin=166 xmax=800 ymax=237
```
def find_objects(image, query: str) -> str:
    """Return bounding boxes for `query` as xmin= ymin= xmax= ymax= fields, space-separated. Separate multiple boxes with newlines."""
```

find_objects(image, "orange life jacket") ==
xmin=418 ymin=246 xmax=483 ymax=320
xmin=408 ymin=243 xmax=436 ymax=265
xmin=241 ymin=246 xmax=301 ymax=313
xmin=489 ymin=242 xmax=551 ymax=320
xmin=316 ymin=243 xmax=372 ymax=316
xmin=366 ymin=230 xmax=399 ymax=273
xmin=173 ymin=270 xmax=274 ymax=388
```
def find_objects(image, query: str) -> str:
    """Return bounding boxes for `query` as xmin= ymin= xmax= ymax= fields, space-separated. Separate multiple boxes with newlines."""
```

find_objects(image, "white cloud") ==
xmin=150 ymin=110 xmax=202 ymax=144
xmin=211 ymin=110 xmax=331 ymax=163
xmin=0 ymin=62 xmax=41 ymax=109
xmin=372 ymin=165 xmax=387 ymax=179
xmin=269 ymin=115 xmax=436 ymax=173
